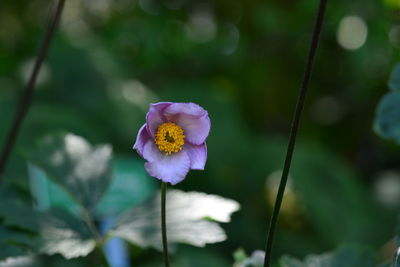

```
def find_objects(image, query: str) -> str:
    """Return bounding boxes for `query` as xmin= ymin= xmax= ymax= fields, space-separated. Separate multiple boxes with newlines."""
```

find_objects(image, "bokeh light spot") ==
xmin=337 ymin=16 xmax=368 ymax=50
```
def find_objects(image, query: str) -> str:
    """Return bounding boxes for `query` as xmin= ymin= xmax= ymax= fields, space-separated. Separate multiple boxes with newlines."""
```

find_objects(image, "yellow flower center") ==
xmin=154 ymin=122 xmax=185 ymax=155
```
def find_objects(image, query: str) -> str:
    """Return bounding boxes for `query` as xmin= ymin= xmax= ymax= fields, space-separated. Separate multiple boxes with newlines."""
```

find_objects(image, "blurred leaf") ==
xmin=0 ymin=226 xmax=36 ymax=262
xmin=279 ymin=246 xmax=376 ymax=267
xmin=385 ymin=0 xmax=400 ymax=9
xmin=0 ymin=243 xmax=27 ymax=262
xmin=28 ymin=133 xmax=113 ymax=212
xmin=38 ymin=209 xmax=96 ymax=259
xmin=110 ymin=190 xmax=240 ymax=249
xmin=290 ymin=143 xmax=391 ymax=247
xmin=0 ymin=226 xmax=35 ymax=247
xmin=95 ymin=156 xmax=156 ymax=217
xmin=374 ymin=92 xmax=400 ymax=144
xmin=374 ymin=64 xmax=400 ymax=143
xmin=0 ymin=256 xmax=41 ymax=267
xmin=233 ymin=249 xmax=265 ymax=267
xmin=28 ymin=163 xmax=81 ymax=214
xmin=0 ymin=200 xmax=40 ymax=232
xmin=389 ymin=64 xmax=400 ymax=92
xmin=233 ymin=248 xmax=249 ymax=263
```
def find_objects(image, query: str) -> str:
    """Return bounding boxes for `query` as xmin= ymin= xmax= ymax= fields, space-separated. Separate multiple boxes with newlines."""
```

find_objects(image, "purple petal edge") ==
xmin=185 ymin=143 xmax=207 ymax=170
xmin=146 ymin=102 xmax=172 ymax=137
xmin=133 ymin=124 xmax=151 ymax=157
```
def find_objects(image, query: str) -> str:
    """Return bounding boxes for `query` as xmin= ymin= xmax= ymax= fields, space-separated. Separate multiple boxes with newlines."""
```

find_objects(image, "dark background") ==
xmin=1 ymin=0 xmax=400 ymax=265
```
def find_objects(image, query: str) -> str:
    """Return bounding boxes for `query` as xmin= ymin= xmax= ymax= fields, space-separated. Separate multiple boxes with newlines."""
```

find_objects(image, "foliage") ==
xmin=0 ymin=0 xmax=400 ymax=265
xmin=374 ymin=64 xmax=400 ymax=144
xmin=280 ymin=246 xmax=376 ymax=267
xmin=111 ymin=190 xmax=240 ymax=249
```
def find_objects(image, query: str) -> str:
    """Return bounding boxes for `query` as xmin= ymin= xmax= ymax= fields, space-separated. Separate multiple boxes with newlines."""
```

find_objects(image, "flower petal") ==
xmin=164 ymin=103 xmax=211 ymax=145
xmin=185 ymin=143 xmax=207 ymax=170
xmin=143 ymin=141 xmax=190 ymax=185
xmin=133 ymin=124 xmax=151 ymax=157
xmin=146 ymin=102 xmax=172 ymax=137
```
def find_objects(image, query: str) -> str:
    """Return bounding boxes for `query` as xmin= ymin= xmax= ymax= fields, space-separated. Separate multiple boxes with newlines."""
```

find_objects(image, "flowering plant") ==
xmin=133 ymin=102 xmax=211 ymax=185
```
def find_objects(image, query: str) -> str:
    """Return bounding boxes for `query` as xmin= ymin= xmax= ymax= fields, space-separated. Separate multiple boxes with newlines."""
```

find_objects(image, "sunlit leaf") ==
xmin=374 ymin=92 xmax=400 ymax=144
xmin=0 ymin=226 xmax=36 ymax=262
xmin=110 ymin=190 xmax=240 ymax=250
xmin=38 ymin=209 xmax=96 ymax=259
xmin=0 ymin=244 xmax=26 ymax=262
xmin=280 ymin=246 xmax=376 ymax=267
xmin=0 ymin=256 xmax=40 ymax=267
xmin=233 ymin=249 xmax=265 ymax=267
xmin=28 ymin=134 xmax=113 ymax=212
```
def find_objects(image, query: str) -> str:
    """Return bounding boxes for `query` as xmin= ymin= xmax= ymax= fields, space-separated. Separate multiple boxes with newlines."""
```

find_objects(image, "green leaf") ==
xmin=0 ymin=226 xmax=37 ymax=262
xmin=0 ymin=256 xmax=41 ymax=267
xmin=38 ymin=209 xmax=96 ymax=259
xmin=233 ymin=248 xmax=249 ymax=263
xmin=385 ymin=0 xmax=400 ymax=10
xmin=0 ymin=200 xmax=41 ymax=232
xmin=374 ymin=92 xmax=400 ymax=144
xmin=280 ymin=246 xmax=376 ymax=267
xmin=289 ymin=143 xmax=391 ymax=247
xmin=389 ymin=64 xmax=400 ymax=92
xmin=0 ymin=247 xmax=26 ymax=264
xmin=233 ymin=249 xmax=265 ymax=267
xmin=95 ymin=156 xmax=157 ymax=217
xmin=29 ymin=134 xmax=113 ymax=212
xmin=0 ymin=227 xmax=35 ymax=247
xmin=110 ymin=190 xmax=240 ymax=250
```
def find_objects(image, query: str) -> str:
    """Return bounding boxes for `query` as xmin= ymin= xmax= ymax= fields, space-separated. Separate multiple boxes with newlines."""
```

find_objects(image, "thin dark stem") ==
xmin=82 ymin=208 xmax=110 ymax=267
xmin=263 ymin=1 xmax=328 ymax=266
xmin=161 ymin=182 xmax=170 ymax=267
xmin=0 ymin=0 xmax=66 ymax=177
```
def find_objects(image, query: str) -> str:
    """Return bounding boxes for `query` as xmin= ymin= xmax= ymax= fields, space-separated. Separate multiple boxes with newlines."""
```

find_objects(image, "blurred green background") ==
xmin=1 ymin=0 xmax=400 ymax=266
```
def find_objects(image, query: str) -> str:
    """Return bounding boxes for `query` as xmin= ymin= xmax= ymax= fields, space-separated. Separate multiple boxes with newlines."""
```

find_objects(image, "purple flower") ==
xmin=133 ymin=102 xmax=211 ymax=185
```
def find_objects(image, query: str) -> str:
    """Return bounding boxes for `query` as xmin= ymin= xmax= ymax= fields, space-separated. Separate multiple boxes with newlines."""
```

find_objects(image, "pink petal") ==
xmin=143 ymin=141 xmax=190 ymax=185
xmin=164 ymin=103 xmax=211 ymax=145
xmin=146 ymin=102 xmax=172 ymax=137
xmin=133 ymin=124 xmax=151 ymax=157
xmin=185 ymin=143 xmax=207 ymax=170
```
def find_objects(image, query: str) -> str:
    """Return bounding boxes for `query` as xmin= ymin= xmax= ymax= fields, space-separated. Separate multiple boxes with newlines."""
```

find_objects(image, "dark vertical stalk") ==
xmin=161 ymin=182 xmax=170 ymax=267
xmin=0 ymin=0 xmax=66 ymax=177
xmin=263 ymin=0 xmax=328 ymax=266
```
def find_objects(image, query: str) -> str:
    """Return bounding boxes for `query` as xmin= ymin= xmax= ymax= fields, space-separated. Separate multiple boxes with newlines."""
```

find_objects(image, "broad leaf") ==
xmin=374 ymin=92 xmax=400 ymax=144
xmin=0 ymin=200 xmax=41 ymax=232
xmin=0 ymin=226 xmax=36 ymax=262
xmin=110 ymin=190 xmax=240 ymax=250
xmin=95 ymin=156 xmax=156 ymax=217
xmin=38 ymin=209 xmax=96 ymax=259
xmin=389 ymin=64 xmax=400 ymax=92
xmin=29 ymin=134 xmax=112 ymax=212
xmin=0 ymin=256 xmax=41 ymax=267
xmin=0 ymin=249 xmax=26 ymax=265
xmin=233 ymin=249 xmax=265 ymax=267
xmin=280 ymin=246 xmax=376 ymax=267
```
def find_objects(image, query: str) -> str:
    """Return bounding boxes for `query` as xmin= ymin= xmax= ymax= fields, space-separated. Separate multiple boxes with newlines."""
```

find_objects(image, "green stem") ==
xmin=161 ymin=182 xmax=170 ymax=267
xmin=263 ymin=0 xmax=328 ymax=266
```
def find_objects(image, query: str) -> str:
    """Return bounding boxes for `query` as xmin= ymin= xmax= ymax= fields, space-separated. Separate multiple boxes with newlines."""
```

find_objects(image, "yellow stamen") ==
xmin=155 ymin=122 xmax=185 ymax=155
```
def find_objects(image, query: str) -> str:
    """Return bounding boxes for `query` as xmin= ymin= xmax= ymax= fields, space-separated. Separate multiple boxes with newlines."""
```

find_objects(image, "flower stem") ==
xmin=161 ymin=182 xmax=170 ymax=267
xmin=0 ymin=0 xmax=66 ymax=178
xmin=263 ymin=1 xmax=328 ymax=266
